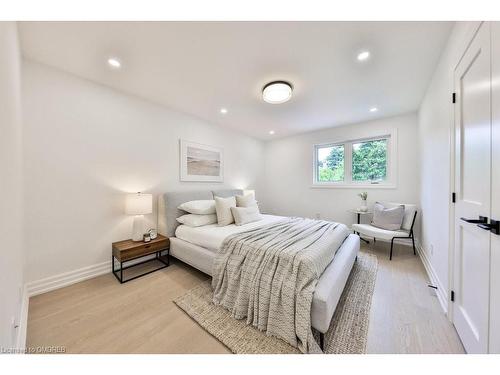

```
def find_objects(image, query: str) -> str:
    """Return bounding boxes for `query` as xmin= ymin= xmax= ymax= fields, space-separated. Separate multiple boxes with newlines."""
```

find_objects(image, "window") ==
xmin=317 ymin=144 xmax=344 ymax=182
xmin=313 ymin=133 xmax=395 ymax=187
xmin=352 ymin=138 xmax=387 ymax=182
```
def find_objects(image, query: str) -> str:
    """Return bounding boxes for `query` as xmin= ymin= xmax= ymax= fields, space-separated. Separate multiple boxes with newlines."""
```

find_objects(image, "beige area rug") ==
xmin=174 ymin=251 xmax=378 ymax=354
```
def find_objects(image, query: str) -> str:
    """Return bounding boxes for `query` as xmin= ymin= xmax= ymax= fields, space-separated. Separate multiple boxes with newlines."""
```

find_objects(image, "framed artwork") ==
xmin=180 ymin=140 xmax=224 ymax=182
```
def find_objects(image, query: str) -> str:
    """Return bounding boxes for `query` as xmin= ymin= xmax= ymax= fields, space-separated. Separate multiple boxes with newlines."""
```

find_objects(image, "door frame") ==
xmin=448 ymin=21 xmax=485 ymax=324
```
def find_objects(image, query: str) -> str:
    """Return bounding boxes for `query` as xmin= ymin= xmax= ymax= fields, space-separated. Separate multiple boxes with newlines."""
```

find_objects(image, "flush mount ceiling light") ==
xmin=369 ymin=107 xmax=378 ymax=112
xmin=269 ymin=130 xmax=275 ymax=135
xmin=107 ymin=57 xmax=121 ymax=69
xmin=262 ymin=81 xmax=293 ymax=104
xmin=220 ymin=108 xmax=228 ymax=114
xmin=357 ymin=51 xmax=371 ymax=61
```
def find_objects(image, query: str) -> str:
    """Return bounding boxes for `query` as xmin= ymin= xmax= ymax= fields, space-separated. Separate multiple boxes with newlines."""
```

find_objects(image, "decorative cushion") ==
xmin=235 ymin=194 xmax=257 ymax=208
xmin=377 ymin=202 xmax=417 ymax=231
xmin=371 ymin=202 xmax=405 ymax=231
xmin=212 ymin=189 xmax=244 ymax=198
xmin=176 ymin=213 xmax=217 ymax=227
xmin=230 ymin=206 xmax=262 ymax=226
xmin=214 ymin=196 xmax=236 ymax=226
xmin=177 ymin=200 xmax=216 ymax=215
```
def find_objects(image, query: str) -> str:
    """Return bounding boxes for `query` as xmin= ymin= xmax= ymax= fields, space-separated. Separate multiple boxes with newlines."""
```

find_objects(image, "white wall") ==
xmin=261 ymin=113 xmax=419 ymax=227
xmin=417 ymin=22 xmax=480 ymax=305
xmin=0 ymin=22 xmax=25 ymax=349
xmin=22 ymin=61 xmax=265 ymax=283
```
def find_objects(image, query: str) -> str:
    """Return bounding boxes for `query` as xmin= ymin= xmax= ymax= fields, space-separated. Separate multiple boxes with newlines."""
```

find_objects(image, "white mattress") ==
xmin=175 ymin=214 xmax=285 ymax=252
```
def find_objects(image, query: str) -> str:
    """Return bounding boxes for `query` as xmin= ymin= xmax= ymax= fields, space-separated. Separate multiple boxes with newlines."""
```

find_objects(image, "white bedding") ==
xmin=175 ymin=214 xmax=285 ymax=252
xmin=171 ymin=216 xmax=360 ymax=335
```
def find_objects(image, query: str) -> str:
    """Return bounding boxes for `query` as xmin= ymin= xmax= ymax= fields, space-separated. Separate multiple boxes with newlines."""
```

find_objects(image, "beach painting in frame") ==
xmin=180 ymin=140 xmax=223 ymax=182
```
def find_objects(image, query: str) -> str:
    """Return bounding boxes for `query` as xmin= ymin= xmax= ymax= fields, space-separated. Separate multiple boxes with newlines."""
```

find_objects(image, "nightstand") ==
xmin=112 ymin=234 xmax=170 ymax=283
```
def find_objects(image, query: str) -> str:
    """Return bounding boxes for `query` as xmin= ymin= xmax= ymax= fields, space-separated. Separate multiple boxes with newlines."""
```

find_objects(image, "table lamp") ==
xmin=125 ymin=192 xmax=153 ymax=241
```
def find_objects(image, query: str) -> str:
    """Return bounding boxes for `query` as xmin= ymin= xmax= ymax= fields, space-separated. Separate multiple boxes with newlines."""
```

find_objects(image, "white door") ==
xmin=453 ymin=22 xmax=491 ymax=354
xmin=489 ymin=21 xmax=500 ymax=354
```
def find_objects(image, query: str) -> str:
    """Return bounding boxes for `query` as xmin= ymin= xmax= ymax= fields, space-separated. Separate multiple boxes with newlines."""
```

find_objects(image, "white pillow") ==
xmin=176 ymin=213 xmax=217 ymax=227
xmin=235 ymin=194 xmax=257 ymax=208
xmin=214 ymin=196 xmax=236 ymax=226
xmin=230 ymin=206 xmax=262 ymax=226
xmin=178 ymin=200 xmax=216 ymax=215
xmin=371 ymin=202 xmax=405 ymax=231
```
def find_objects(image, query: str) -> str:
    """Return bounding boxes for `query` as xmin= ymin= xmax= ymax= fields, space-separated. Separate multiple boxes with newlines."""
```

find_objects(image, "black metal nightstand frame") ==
xmin=112 ymin=248 xmax=169 ymax=284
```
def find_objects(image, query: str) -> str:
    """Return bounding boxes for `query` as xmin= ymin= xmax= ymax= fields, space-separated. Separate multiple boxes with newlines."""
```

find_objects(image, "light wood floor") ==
xmin=26 ymin=241 xmax=465 ymax=354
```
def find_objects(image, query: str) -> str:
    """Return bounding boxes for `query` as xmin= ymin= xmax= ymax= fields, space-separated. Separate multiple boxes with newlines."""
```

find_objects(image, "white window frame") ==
xmin=312 ymin=129 xmax=397 ymax=189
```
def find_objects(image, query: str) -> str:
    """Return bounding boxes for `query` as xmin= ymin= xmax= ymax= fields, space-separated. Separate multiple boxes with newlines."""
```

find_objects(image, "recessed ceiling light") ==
xmin=220 ymin=108 xmax=228 ymax=114
xmin=107 ymin=57 xmax=121 ymax=69
xmin=269 ymin=130 xmax=275 ymax=135
xmin=357 ymin=51 xmax=371 ymax=61
xmin=369 ymin=107 xmax=378 ymax=112
xmin=262 ymin=81 xmax=293 ymax=104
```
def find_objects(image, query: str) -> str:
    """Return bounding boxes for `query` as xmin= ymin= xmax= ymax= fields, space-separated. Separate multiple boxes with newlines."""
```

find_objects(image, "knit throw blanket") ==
xmin=212 ymin=217 xmax=349 ymax=353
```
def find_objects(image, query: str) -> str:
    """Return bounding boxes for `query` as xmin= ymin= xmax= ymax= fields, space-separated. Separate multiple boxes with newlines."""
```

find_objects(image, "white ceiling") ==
xmin=19 ymin=22 xmax=453 ymax=140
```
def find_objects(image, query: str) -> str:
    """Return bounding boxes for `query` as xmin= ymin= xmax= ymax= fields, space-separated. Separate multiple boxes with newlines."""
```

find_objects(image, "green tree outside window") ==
xmin=352 ymin=139 xmax=387 ymax=181
xmin=317 ymin=145 xmax=344 ymax=182
xmin=316 ymin=139 xmax=387 ymax=183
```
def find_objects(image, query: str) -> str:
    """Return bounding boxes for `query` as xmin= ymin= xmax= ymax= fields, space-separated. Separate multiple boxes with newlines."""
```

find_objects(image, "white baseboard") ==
xmin=25 ymin=251 xmax=164 ymax=298
xmin=416 ymin=241 xmax=448 ymax=314
xmin=15 ymin=285 xmax=29 ymax=351
xmin=26 ymin=260 xmax=111 ymax=297
xmin=16 ymin=260 xmax=111 ymax=349
xmin=15 ymin=252 xmax=164 ymax=348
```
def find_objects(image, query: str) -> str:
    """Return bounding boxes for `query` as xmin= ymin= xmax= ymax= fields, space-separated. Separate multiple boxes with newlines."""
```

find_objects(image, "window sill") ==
xmin=310 ymin=183 xmax=397 ymax=189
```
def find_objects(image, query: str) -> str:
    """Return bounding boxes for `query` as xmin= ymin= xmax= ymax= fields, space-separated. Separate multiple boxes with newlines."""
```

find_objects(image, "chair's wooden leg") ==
xmin=411 ymin=234 xmax=416 ymax=255
xmin=390 ymin=238 xmax=394 ymax=260
xmin=319 ymin=332 xmax=324 ymax=351
xmin=374 ymin=237 xmax=376 ymax=243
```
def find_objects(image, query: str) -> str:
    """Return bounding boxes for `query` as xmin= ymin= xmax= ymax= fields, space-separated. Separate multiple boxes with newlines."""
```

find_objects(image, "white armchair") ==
xmin=352 ymin=203 xmax=417 ymax=260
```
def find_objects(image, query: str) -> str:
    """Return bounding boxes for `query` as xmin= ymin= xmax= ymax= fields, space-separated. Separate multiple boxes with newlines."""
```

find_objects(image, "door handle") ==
xmin=477 ymin=219 xmax=500 ymax=235
xmin=461 ymin=216 xmax=488 ymax=224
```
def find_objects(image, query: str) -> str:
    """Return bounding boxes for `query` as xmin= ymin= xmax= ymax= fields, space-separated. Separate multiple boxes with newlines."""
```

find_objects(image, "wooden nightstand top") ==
xmin=112 ymin=234 xmax=169 ymax=262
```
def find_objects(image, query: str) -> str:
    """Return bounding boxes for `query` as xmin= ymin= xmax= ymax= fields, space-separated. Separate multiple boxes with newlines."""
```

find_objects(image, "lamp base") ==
xmin=132 ymin=215 xmax=145 ymax=242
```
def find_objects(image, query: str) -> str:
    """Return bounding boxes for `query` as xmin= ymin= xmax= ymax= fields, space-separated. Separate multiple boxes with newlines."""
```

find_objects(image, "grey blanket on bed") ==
xmin=211 ymin=217 xmax=350 ymax=353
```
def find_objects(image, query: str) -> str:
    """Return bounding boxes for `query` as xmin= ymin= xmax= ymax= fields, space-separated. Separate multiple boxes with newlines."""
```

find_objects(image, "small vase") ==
xmin=360 ymin=199 xmax=368 ymax=212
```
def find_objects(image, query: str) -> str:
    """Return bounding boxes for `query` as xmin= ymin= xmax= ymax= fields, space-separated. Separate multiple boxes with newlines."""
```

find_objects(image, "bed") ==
xmin=158 ymin=189 xmax=360 ymax=352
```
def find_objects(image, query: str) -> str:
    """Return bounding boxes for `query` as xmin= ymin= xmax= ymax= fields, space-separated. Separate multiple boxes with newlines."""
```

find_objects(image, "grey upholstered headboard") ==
xmin=158 ymin=189 xmax=244 ymax=238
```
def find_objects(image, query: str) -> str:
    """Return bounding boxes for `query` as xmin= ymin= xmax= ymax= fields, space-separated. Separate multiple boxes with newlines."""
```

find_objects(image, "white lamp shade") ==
xmin=125 ymin=193 xmax=152 ymax=215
